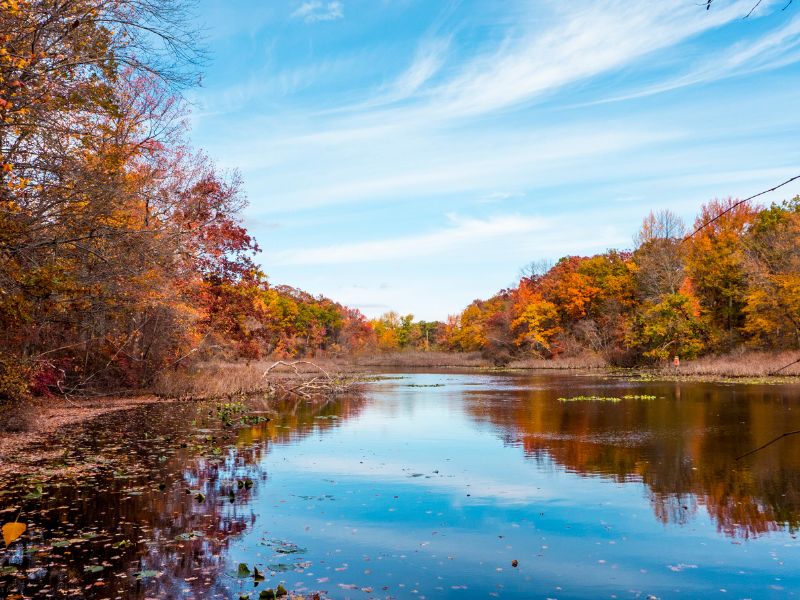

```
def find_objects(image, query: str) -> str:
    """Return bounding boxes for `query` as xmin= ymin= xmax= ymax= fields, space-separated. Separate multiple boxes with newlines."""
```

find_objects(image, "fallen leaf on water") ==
xmin=2 ymin=521 xmax=26 ymax=546
xmin=134 ymin=569 xmax=160 ymax=579
xmin=84 ymin=565 xmax=104 ymax=573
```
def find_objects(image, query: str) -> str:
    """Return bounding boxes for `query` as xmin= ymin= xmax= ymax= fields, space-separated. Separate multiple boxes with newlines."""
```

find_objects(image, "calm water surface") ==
xmin=2 ymin=371 xmax=800 ymax=599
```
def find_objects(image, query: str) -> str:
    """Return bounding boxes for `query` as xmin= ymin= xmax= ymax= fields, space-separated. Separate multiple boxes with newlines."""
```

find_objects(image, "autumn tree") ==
xmin=685 ymin=198 xmax=758 ymax=349
xmin=741 ymin=197 xmax=800 ymax=348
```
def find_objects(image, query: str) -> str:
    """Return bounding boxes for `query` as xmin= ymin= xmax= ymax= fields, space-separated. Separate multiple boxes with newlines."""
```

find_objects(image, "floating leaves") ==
xmin=134 ymin=569 xmax=160 ymax=579
xmin=258 ymin=584 xmax=288 ymax=599
xmin=22 ymin=485 xmax=43 ymax=500
xmin=83 ymin=565 xmax=104 ymax=573
xmin=2 ymin=521 xmax=25 ymax=546
xmin=266 ymin=539 xmax=306 ymax=555
xmin=558 ymin=395 xmax=623 ymax=402
xmin=175 ymin=531 xmax=204 ymax=541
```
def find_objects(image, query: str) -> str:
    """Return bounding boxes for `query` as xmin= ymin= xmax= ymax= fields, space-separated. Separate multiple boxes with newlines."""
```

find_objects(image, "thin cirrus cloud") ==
xmin=291 ymin=0 xmax=343 ymax=23
xmin=232 ymin=123 xmax=684 ymax=212
xmin=202 ymin=1 xmax=796 ymax=212
xmin=269 ymin=214 xmax=549 ymax=266
xmin=336 ymin=36 xmax=452 ymax=111
xmin=588 ymin=13 xmax=800 ymax=105
xmin=327 ymin=0 xmax=765 ymax=122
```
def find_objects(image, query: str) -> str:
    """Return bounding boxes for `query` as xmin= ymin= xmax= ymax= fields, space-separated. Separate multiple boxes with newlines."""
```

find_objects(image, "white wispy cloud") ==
xmin=270 ymin=214 xmax=548 ymax=266
xmin=378 ymin=37 xmax=450 ymax=102
xmin=315 ymin=0 xmax=763 ymax=122
xmin=203 ymin=1 xmax=795 ymax=130
xmin=591 ymin=13 xmax=800 ymax=104
xmin=229 ymin=122 xmax=682 ymax=210
xmin=291 ymin=0 xmax=343 ymax=23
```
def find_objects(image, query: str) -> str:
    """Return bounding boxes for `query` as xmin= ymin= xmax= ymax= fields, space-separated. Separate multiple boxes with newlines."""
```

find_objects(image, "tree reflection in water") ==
xmin=463 ymin=378 xmax=800 ymax=539
xmin=0 ymin=395 xmax=365 ymax=599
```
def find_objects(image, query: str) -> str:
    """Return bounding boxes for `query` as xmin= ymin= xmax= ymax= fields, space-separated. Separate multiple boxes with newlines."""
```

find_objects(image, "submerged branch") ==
xmin=736 ymin=430 xmax=800 ymax=460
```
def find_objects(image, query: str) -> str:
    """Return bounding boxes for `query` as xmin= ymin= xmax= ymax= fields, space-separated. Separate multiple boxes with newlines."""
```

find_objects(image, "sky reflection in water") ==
xmin=2 ymin=372 xmax=800 ymax=599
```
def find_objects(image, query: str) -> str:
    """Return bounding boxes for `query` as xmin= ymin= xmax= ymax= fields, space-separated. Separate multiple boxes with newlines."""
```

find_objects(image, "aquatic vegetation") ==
xmin=558 ymin=395 xmax=623 ymax=402
xmin=216 ymin=400 xmax=248 ymax=426
xmin=558 ymin=393 xmax=657 ymax=402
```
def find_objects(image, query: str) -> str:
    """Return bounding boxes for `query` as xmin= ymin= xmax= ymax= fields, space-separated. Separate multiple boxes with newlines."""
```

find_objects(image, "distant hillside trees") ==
xmin=441 ymin=199 xmax=800 ymax=365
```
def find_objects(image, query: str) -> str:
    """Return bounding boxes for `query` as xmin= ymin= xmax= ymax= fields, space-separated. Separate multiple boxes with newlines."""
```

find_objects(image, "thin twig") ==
xmin=682 ymin=174 xmax=800 ymax=242
xmin=743 ymin=0 xmax=764 ymax=18
xmin=736 ymin=430 xmax=800 ymax=460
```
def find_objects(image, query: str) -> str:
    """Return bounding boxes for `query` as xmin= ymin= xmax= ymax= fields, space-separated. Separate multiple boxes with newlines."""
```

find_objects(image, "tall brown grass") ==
xmin=153 ymin=358 xmax=368 ymax=398
xmin=657 ymin=350 xmax=800 ymax=378
xmin=349 ymin=351 xmax=486 ymax=368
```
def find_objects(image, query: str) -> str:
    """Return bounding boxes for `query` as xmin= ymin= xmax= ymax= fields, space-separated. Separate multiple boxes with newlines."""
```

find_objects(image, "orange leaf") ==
xmin=2 ymin=522 xmax=26 ymax=546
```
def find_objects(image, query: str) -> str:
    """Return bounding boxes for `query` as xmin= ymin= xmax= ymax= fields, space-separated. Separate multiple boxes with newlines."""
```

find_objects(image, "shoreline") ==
xmin=342 ymin=349 xmax=800 ymax=380
xmin=3 ymin=355 xmax=799 ymax=477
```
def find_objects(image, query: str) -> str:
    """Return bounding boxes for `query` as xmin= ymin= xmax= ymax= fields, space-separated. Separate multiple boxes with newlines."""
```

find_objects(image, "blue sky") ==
xmin=188 ymin=0 xmax=800 ymax=321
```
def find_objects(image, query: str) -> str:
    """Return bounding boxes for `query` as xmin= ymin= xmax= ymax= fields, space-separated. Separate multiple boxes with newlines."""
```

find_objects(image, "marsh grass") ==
xmin=657 ymin=350 xmax=800 ymax=378
xmin=350 ymin=351 xmax=487 ymax=368
xmin=350 ymin=350 xmax=607 ymax=370
xmin=153 ymin=359 xmax=367 ymax=399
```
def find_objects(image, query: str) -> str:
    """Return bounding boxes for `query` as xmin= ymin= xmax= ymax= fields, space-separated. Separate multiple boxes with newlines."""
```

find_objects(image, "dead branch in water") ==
xmin=736 ymin=430 xmax=800 ymax=460
xmin=261 ymin=360 xmax=359 ymax=399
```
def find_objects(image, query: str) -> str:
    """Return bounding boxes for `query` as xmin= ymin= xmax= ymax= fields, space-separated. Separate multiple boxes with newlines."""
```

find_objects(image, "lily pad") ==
xmin=135 ymin=569 xmax=160 ymax=579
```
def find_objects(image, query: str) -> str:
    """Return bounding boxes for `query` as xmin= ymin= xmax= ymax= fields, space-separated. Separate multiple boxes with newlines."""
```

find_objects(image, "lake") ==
xmin=1 ymin=371 xmax=800 ymax=599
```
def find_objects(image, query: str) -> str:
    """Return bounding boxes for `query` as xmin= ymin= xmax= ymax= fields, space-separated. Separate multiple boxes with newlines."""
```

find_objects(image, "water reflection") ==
xmin=463 ymin=375 xmax=800 ymax=538
xmin=0 ymin=395 xmax=365 ymax=599
xmin=2 ymin=374 xmax=800 ymax=599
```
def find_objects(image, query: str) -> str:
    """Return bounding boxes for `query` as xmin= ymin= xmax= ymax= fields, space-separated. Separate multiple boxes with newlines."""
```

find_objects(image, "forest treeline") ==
xmin=1 ymin=2 xmax=799 ymax=404
xmin=430 ymin=198 xmax=800 ymax=365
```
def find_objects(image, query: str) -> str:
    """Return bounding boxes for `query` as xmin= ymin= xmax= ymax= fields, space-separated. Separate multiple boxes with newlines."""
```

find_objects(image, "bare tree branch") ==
xmin=743 ymin=0 xmax=764 ymax=18
xmin=737 ymin=430 xmax=800 ymax=459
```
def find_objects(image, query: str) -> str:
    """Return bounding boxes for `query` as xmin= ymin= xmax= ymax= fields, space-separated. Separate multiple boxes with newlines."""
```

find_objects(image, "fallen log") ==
xmin=261 ymin=360 xmax=359 ymax=399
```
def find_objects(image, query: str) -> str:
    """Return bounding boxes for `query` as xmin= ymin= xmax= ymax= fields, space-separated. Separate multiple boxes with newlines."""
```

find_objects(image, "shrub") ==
xmin=0 ymin=352 xmax=32 ymax=406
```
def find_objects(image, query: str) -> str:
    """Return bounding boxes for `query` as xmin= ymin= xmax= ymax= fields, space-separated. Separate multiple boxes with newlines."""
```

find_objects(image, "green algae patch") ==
xmin=558 ymin=394 xmax=657 ymax=402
